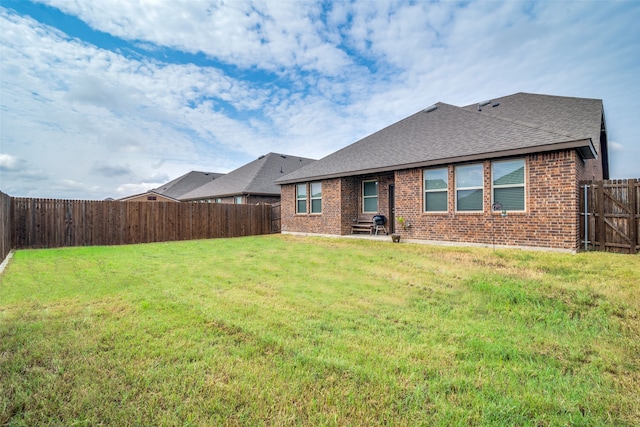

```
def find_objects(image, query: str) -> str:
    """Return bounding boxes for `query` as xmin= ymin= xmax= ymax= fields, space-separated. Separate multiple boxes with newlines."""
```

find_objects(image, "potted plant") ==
xmin=396 ymin=216 xmax=410 ymax=230
xmin=392 ymin=216 xmax=409 ymax=243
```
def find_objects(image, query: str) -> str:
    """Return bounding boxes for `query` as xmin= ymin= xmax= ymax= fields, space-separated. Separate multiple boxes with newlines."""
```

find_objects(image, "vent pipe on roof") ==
xmin=423 ymin=104 xmax=437 ymax=113
xmin=477 ymin=100 xmax=491 ymax=111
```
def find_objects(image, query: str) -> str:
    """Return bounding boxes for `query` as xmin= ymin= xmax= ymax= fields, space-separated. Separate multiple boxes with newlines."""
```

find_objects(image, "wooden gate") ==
xmin=580 ymin=179 xmax=639 ymax=254
xmin=270 ymin=203 xmax=281 ymax=234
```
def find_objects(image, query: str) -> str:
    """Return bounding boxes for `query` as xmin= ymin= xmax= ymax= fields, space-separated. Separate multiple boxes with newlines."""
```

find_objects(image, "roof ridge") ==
xmin=457 ymin=102 xmax=585 ymax=141
xmin=153 ymin=170 xmax=222 ymax=192
xmin=462 ymin=92 xmax=602 ymax=109
xmin=242 ymin=153 xmax=273 ymax=193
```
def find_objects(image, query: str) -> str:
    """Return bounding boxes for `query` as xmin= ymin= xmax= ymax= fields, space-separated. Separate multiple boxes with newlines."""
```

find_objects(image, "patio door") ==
xmin=389 ymin=184 xmax=395 ymax=234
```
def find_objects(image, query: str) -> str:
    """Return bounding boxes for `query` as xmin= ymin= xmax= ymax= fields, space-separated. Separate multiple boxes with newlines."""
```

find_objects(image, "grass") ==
xmin=1 ymin=235 xmax=639 ymax=426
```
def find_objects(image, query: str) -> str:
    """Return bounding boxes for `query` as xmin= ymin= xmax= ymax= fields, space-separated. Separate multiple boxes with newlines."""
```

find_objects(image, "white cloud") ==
xmin=37 ymin=0 xmax=354 ymax=75
xmin=0 ymin=154 xmax=22 ymax=171
xmin=1 ymin=0 xmax=639 ymax=199
xmin=609 ymin=141 xmax=624 ymax=152
xmin=116 ymin=182 xmax=164 ymax=196
xmin=0 ymin=9 xmax=276 ymax=197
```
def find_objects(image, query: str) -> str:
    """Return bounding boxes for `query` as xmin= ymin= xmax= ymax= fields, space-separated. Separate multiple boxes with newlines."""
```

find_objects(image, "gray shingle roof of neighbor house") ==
xmin=153 ymin=170 xmax=225 ymax=199
xmin=275 ymin=92 xmax=607 ymax=185
xmin=180 ymin=153 xmax=316 ymax=200
xmin=118 ymin=190 xmax=181 ymax=202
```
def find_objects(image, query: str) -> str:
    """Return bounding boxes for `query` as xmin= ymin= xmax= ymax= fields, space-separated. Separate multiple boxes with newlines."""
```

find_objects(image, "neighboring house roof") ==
xmin=276 ymin=93 xmax=606 ymax=184
xmin=180 ymin=153 xmax=316 ymax=200
xmin=119 ymin=190 xmax=181 ymax=202
xmin=153 ymin=170 xmax=225 ymax=199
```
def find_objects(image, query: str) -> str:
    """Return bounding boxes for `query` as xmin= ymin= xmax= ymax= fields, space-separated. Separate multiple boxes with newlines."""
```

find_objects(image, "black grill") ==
xmin=372 ymin=215 xmax=386 ymax=225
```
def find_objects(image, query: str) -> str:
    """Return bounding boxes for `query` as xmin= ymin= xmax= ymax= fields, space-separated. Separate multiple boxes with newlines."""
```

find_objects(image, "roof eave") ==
xmin=276 ymin=139 xmax=596 ymax=184
xmin=181 ymin=191 xmax=280 ymax=201
xmin=576 ymin=139 xmax=597 ymax=160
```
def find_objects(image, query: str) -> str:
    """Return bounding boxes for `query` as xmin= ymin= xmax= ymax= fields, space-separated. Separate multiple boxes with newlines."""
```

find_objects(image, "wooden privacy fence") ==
xmin=0 ymin=191 xmax=11 ymax=262
xmin=10 ymin=198 xmax=276 ymax=250
xmin=580 ymin=179 xmax=639 ymax=254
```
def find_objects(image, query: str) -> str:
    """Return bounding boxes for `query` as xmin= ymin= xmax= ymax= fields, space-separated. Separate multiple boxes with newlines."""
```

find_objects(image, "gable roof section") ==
xmin=119 ymin=190 xmax=181 ymax=202
xmin=180 ymin=153 xmax=316 ymax=200
xmin=153 ymin=170 xmax=225 ymax=199
xmin=465 ymin=92 xmax=607 ymax=178
xmin=462 ymin=92 xmax=603 ymax=151
xmin=276 ymin=93 xmax=603 ymax=184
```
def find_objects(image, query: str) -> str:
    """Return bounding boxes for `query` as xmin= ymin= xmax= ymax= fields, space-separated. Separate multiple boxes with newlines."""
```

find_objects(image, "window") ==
xmin=424 ymin=168 xmax=448 ymax=212
xmin=456 ymin=164 xmax=484 ymax=211
xmin=147 ymin=196 xmax=157 ymax=201
xmin=296 ymin=184 xmax=307 ymax=214
xmin=235 ymin=196 xmax=243 ymax=204
xmin=215 ymin=198 xmax=222 ymax=203
xmin=492 ymin=159 xmax=525 ymax=211
xmin=363 ymin=180 xmax=378 ymax=213
xmin=310 ymin=182 xmax=322 ymax=213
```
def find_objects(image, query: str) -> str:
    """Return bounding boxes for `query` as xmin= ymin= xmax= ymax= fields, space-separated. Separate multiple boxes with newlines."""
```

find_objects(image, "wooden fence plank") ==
xmin=597 ymin=181 xmax=606 ymax=251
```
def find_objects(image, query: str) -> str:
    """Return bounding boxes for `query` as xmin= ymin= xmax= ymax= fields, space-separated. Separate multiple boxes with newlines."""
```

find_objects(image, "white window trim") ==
xmin=310 ymin=182 xmax=322 ymax=214
xmin=455 ymin=164 xmax=484 ymax=213
xmin=491 ymin=159 xmax=526 ymax=212
xmin=362 ymin=180 xmax=379 ymax=213
xmin=424 ymin=167 xmax=448 ymax=213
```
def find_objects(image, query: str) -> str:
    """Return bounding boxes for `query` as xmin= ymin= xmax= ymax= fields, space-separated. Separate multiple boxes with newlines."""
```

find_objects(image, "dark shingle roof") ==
xmin=180 ymin=153 xmax=315 ymax=200
xmin=462 ymin=93 xmax=603 ymax=148
xmin=276 ymin=93 xmax=604 ymax=184
xmin=154 ymin=171 xmax=224 ymax=199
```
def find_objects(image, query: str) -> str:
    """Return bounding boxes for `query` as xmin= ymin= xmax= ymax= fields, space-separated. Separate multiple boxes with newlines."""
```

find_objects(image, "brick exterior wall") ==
xmin=394 ymin=151 xmax=594 ymax=250
xmin=281 ymin=178 xmax=343 ymax=234
xmin=339 ymin=173 xmax=394 ymax=233
xmin=281 ymin=150 xmax=605 ymax=251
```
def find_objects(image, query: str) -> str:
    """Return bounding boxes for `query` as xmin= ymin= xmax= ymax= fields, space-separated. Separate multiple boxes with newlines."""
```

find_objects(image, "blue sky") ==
xmin=1 ymin=0 xmax=639 ymax=200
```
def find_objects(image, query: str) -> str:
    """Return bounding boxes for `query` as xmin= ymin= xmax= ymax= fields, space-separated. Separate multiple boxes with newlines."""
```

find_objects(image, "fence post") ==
xmin=596 ymin=181 xmax=605 ymax=251
xmin=583 ymin=183 xmax=588 ymax=251
xmin=629 ymin=179 xmax=637 ymax=254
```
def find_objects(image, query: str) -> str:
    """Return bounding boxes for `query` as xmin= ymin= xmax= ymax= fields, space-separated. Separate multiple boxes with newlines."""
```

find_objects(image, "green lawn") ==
xmin=1 ymin=235 xmax=639 ymax=426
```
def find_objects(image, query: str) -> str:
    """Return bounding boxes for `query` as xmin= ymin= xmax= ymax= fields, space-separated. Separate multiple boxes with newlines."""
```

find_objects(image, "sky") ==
xmin=1 ymin=0 xmax=639 ymax=200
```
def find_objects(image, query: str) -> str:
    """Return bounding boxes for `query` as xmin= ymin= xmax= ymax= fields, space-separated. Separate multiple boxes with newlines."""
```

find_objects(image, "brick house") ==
xmin=181 ymin=153 xmax=315 ymax=204
xmin=119 ymin=171 xmax=224 ymax=202
xmin=276 ymin=93 xmax=609 ymax=251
